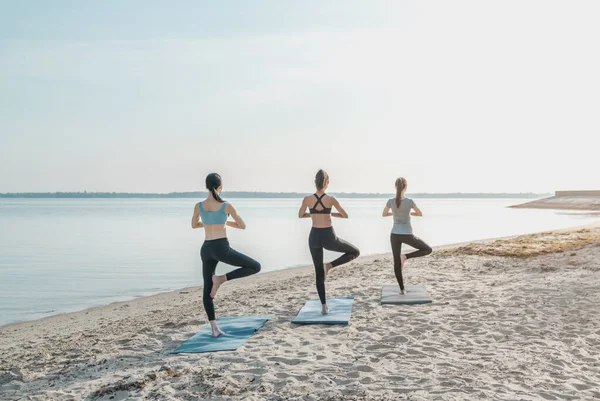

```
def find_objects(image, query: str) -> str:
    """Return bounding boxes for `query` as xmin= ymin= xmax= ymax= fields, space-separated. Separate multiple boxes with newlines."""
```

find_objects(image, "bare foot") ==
xmin=211 ymin=327 xmax=225 ymax=338
xmin=400 ymin=254 xmax=407 ymax=269
xmin=401 ymin=288 xmax=407 ymax=295
xmin=321 ymin=304 xmax=329 ymax=314
xmin=324 ymin=263 xmax=333 ymax=280
xmin=210 ymin=275 xmax=226 ymax=298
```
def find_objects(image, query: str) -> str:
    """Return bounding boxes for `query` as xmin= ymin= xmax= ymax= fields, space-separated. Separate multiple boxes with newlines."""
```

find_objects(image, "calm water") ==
xmin=0 ymin=198 xmax=597 ymax=326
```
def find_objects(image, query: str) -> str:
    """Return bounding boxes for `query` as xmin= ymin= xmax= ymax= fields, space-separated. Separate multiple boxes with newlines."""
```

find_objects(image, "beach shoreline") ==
xmin=510 ymin=195 xmax=600 ymax=211
xmin=2 ymin=223 xmax=600 ymax=400
xmin=3 ymin=220 xmax=597 ymax=332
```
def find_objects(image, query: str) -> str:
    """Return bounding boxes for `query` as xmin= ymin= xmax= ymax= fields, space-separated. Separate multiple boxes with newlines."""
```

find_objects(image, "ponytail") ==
xmin=315 ymin=169 xmax=329 ymax=191
xmin=205 ymin=173 xmax=225 ymax=203
xmin=395 ymin=177 xmax=407 ymax=207
xmin=209 ymin=187 xmax=224 ymax=203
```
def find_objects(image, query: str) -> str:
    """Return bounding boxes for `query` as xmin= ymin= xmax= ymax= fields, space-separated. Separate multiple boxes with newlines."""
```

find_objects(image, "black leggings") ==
xmin=309 ymin=227 xmax=360 ymax=305
xmin=200 ymin=238 xmax=261 ymax=321
xmin=390 ymin=234 xmax=432 ymax=291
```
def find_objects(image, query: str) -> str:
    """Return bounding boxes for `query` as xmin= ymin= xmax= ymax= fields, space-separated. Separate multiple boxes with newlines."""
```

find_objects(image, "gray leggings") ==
xmin=390 ymin=234 xmax=432 ymax=291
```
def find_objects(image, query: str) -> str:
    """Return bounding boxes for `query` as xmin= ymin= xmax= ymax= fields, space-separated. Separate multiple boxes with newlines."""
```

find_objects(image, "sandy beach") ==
xmin=511 ymin=195 xmax=600 ymax=211
xmin=2 ymin=225 xmax=600 ymax=400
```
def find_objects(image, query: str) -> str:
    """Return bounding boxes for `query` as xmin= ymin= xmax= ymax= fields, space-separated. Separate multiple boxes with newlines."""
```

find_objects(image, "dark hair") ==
xmin=395 ymin=177 xmax=407 ymax=207
xmin=205 ymin=173 xmax=224 ymax=203
xmin=315 ymin=169 xmax=329 ymax=191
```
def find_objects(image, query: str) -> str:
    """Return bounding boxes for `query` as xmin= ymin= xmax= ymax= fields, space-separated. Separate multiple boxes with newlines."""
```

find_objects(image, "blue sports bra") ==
xmin=198 ymin=201 xmax=228 ymax=225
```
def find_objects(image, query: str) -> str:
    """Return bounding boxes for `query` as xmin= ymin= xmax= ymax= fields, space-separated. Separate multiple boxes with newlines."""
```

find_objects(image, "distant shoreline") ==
xmin=0 ymin=191 xmax=549 ymax=199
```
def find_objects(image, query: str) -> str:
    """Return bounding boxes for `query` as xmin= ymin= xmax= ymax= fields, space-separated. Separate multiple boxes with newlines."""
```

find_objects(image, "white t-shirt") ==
xmin=386 ymin=197 xmax=415 ymax=235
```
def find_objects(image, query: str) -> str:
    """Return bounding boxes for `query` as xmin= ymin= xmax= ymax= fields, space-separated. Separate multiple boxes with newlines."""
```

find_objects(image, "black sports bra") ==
xmin=309 ymin=193 xmax=332 ymax=214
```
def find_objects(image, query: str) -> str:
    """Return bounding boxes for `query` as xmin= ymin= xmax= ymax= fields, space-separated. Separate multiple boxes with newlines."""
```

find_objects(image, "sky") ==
xmin=1 ymin=0 xmax=599 ymax=194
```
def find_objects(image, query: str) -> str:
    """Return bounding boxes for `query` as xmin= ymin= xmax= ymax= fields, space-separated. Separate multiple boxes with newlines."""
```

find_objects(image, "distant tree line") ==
xmin=0 ymin=191 xmax=550 ymax=199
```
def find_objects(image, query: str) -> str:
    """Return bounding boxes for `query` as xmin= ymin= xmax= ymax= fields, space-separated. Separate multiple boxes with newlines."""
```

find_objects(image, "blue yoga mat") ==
xmin=381 ymin=284 xmax=432 ymax=305
xmin=291 ymin=297 xmax=354 ymax=325
xmin=173 ymin=315 xmax=271 ymax=354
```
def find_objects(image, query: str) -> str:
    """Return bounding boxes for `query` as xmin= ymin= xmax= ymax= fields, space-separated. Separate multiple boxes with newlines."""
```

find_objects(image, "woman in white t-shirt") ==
xmin=382 ymin=177 xmax=432 ymax=294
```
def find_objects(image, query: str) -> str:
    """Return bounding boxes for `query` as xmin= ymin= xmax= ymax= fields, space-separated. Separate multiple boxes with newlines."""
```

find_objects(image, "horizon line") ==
xmin=0 ymin=191 xmax=552 ymax=199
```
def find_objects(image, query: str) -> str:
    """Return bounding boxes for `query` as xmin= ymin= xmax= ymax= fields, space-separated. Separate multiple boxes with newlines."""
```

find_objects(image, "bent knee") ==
xmin=252 ymin=261 xmax=262 ymax=273
xmin=425 ymin=247 xmax=433 ymax=255
xmin=353 ymin=248 xmax=361 ymax=259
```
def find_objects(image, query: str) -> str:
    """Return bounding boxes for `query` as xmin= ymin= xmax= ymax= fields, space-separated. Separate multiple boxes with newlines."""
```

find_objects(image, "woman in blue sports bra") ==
xmin=298 ymin=169 xmax=360 ymax=314
xmin=191 ymin=173 xmax=261 ymax=337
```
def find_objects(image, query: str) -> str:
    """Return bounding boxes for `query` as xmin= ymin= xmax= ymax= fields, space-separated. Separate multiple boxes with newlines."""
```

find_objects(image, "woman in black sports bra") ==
xmin=298 ymin=169 xmax=360 ymax=314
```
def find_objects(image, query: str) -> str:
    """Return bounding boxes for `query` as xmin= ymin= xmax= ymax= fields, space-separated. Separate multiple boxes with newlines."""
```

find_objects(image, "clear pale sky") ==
xmin=1 ymin=1 xmax=598 ymax=194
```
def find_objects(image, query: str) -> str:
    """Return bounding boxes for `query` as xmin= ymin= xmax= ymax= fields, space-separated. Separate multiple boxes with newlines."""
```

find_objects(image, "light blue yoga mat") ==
xmin=381 ymin=284 xmax=432 ymax=305
xmin=173 ymin=315 xmax=271 ymax=354
xmin=292 ymin=297 xmax=354 ymax=325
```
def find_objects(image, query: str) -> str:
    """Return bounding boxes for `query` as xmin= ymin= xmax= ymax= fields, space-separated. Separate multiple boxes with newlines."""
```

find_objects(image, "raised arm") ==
xmin=298 ymin=197 xmax=310 ymax=218
xmin=191 ymin=204 xmax=204 ymax=229
xmin=331 ymin=196 xmax=348 ymax=218
xmin=226 ymin=203 xmax=246 ymax=229
xmin=411 ymin=203 xmax=423 ymax=217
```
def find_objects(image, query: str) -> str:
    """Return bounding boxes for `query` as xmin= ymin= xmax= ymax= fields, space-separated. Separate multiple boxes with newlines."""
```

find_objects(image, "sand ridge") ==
xmin=511 ymin=196 xmax=600 ymax=211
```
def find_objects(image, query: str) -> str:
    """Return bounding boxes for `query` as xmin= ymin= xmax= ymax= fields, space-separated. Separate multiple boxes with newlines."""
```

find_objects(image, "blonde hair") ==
xmin=395 ymin=177 xmax=407 ymax=207
xmin=315 ymin=169 xmax=329 ymax=190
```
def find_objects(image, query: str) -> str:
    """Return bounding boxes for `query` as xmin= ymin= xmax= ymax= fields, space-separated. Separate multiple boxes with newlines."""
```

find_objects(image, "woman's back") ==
xmin=192 ymin=172 xmax=260 ymax=337
xmin=199 ymin=200 xmax=227 ymax=223
xmin=387 ymin=197 xmax=415 ymax=235
xmin=305 ymin=193 xmax=334 ymax=228
xmin=198 ymin=198 xmax=229 ymax=240
xmin=383 ymin=176 xmax=431 ymax=295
